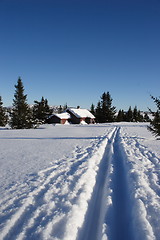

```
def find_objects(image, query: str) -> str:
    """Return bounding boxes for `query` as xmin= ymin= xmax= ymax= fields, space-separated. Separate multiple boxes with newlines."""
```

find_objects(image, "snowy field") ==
xmin=0 ymin=123 xmax=160 ymax=240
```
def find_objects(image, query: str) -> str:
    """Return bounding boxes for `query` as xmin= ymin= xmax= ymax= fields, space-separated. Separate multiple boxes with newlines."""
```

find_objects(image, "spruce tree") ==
xmin=144 ymin=112 xmax=150 ymax=122
xmin=33 ymin=97 xmax=52 ymax=124
xmin=137 ymin=110 xmax=144 ymax=122
xmin=95 ymin=101 xmax=103 ymax=123
xmin=116 ymin=109 xmax=124 ymax=122
xmin=10 ymin=77 xmax=33 ymax=129
xmin=126 ymin=106 xmax=133 ymax=122
xmin=148 ymin=96 xmax=160 ymax=137
xmin=44 ymin=99 xmax=52 ymax=118
xmin=101 ymin=92 xmax=116 ymax=122
xmin=133 ymin=106 xmax=138 ymax=122
xmin=90 ymin=103 xmax=95 ymax=116
xmin=121 ymin=110 xmax=126 ymax=121
xmin=0 ymin=96 xmax=8 ymax=126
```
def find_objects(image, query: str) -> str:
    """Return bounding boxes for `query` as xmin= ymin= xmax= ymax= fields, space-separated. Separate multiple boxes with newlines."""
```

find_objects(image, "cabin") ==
xmin=47 ymin=112 xmax=71 ymax=124
xmin=66 ymin=108 xmax=95 ymax=124
xmin=47 ymin=108 xmax=95 ymax=125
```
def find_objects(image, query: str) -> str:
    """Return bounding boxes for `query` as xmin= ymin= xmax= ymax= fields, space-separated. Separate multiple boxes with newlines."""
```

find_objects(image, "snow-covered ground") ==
xmin=0 ymin=123 xmax=159 ymax=240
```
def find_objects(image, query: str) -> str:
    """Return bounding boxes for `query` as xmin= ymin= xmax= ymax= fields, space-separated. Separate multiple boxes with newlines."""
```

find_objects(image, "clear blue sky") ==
xmin=0 ymin=0 xmax=160 ymax=111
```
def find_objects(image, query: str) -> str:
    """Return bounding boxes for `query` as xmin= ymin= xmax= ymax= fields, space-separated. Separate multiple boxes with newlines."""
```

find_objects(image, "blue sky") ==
xmin=0 ymin=0 xmax=160 ymax=111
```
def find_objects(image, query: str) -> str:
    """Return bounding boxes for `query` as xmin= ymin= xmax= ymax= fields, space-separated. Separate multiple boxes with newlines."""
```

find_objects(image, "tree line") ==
xmin=0 ymin=78 xmax=66 ymax=129
xmin=90 ymin=92 xmax=150 ymax=123
xmin=0 ymin=78 xmax=160 ymax=137
xmin=90 ymin=91 xmax=160 ymax=137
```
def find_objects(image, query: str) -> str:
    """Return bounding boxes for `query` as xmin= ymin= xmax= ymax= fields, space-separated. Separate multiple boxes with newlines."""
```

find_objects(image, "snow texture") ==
xmin=51 ymin=112 xmax=71 ymax=120
xmin=67 ymin=108 xmax=95 ymax=119
xmin=0 ymin=123 xmax=160 ymax=240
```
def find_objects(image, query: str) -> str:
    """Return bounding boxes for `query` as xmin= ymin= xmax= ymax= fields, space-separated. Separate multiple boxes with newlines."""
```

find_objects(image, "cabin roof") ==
xmin=51 ymin=112 xmax=71 ymax=119
xmin=67 ymin=108 xmax=95 ymax=118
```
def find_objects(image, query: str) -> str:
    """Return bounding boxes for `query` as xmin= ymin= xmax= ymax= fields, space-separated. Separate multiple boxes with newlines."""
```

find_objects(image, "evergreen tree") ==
xmin=121 ymin=110 xmax=126 ymax=121
xmin=101 ymin=92 xmax=108 ymax=123
xmin=100 ymin=92 xmax=116 ymax=122
xmin=0 ymin=96 xmax=8 ymax=126
xmin=33 ymin=97 xmax=52 ymax=124
xmin=116 ymin=109 xmax=126 ymax=122
xmin=126 ymin=106 xmax=133 ymax=122
xmin=144 ymin=112 xmax=150 ymax=122
xmin=117 ymin=109 xmax=123 ymax=122
xmin=90 ymin=103 xmax=95 ymax=116
xmin=10 ymin=77 xmax=33 ymax=129
xmin=133 ymin=106 xmax=138 ymax=122
xmin=137 ymin=110 xmax=144 ymax=122
xmin=148 ymin=96 xmax=160 ymax=137
xmin=33 ymin=97 xmax=45 ymax=122
xmin=95 ymin=101 xmax=103 ymax=123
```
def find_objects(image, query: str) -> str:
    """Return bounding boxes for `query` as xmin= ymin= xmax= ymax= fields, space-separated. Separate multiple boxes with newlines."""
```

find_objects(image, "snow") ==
xmin=67 ymin=108 xmax=95 ymax=118
xmin=0 ymin=123 xmax=160 ymax=240
xmin=80 ymin=120 xmax=87 ymax=125
xmin=51 ymin=112 xmax=71 ymax=119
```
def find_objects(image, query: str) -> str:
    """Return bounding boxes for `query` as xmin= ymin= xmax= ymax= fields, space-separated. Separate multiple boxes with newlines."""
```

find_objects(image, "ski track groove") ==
xmin=108 ymin=127 xmax=134 ymax=240
xmin=78 ymin=127 xmax=135 ymax=240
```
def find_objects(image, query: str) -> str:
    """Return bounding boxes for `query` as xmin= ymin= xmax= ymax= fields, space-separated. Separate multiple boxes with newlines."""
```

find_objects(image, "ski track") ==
xmin=0 ymin=126 xmax=160 ymax=240
xmin=120 ymin=128 xmax=160 ymax=240
xmin=78 ymin=126 xmax=160 ymax=240
xmin=0 ymin=128 xmax=113 ymax=240
xmin=78 ymin=127 xmax=135 ymax=240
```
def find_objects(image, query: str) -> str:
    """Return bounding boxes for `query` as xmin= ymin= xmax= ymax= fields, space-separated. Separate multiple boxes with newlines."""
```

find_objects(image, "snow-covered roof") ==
xmin=52 ymin=112 xmax=71 ymax=119
xmin=67 ymin=108 xmax=95 ymax=118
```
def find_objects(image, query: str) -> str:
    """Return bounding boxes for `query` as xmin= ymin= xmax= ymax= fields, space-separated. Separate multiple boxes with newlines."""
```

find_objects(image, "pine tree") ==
xmin=137 ymin=110 xmax=144 ymax=122
xmin=0 ymin=96 xmax=8 ymax=126
xmin=101 ymin=92 xmax=108 ymax=123
xmin=44 ymin=99 xmax=52 ymax=118
xmin=116 ymin=109 xmax=124 ymax=122
xmin=33 ymin=97 xmax=52 ymax=124
xmin=95 ymin=101 xmax=103 ymax=123
xmin=148 ymin=96 xmax=160 ymax=137
xmin=101 ymin=92 xmax=116 ymax=122
xmin=90 ymin=103 xmax=95 ymax=116
xmin=121 ymin=110 xmax=126 ymax=121
xmin=10 ymin=77 xmax=33 ymax=129
xmin=126 ymin=106 xmax=133 ymax=122
xmin=33 ymin=97 xmax=45 ymax=122
xmin=95 ymin=92 xmax=116 ymax=123
xmin=133 ymin=106 xmax=138 ymax=122
xmin=144 ymin=112 xmax=150 ymax=122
